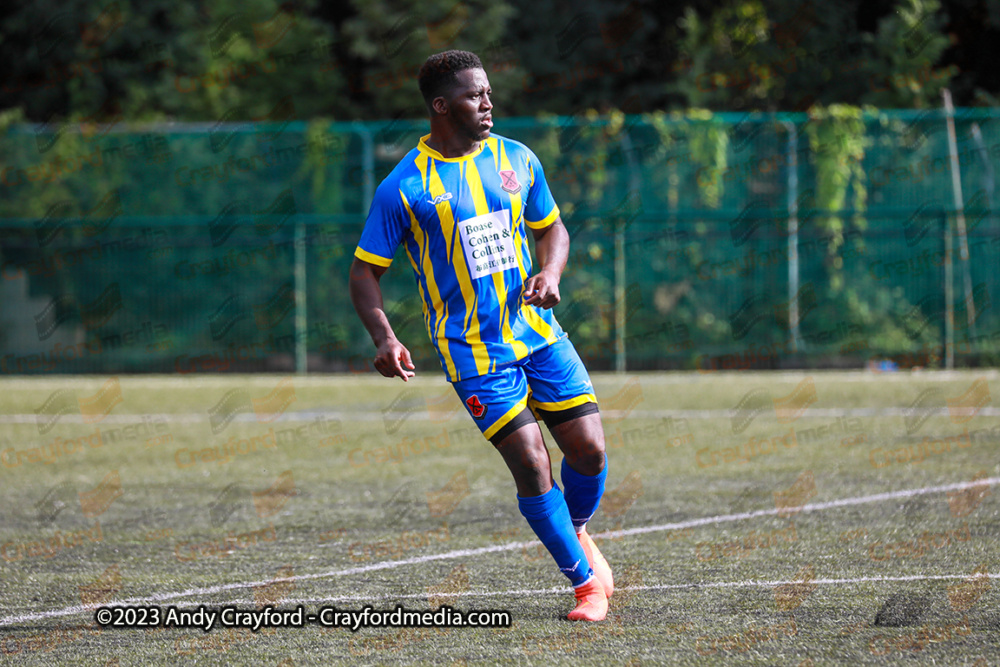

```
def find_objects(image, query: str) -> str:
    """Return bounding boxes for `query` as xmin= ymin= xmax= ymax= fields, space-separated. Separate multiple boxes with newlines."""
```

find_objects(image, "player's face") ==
xmin=445 ymin=68 xmax=493 ymax=142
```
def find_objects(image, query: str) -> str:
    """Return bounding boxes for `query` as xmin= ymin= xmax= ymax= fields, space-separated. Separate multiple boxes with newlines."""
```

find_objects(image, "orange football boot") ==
xmin=567 ymin=577 xmax=608 ymax=622
xmin=578 ymin=528 xmax=614 ymax=598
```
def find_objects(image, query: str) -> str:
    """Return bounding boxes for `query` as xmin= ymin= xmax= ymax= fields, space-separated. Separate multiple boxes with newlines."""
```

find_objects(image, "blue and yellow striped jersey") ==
xmin=355 ymin=133 xmax=566 ymax=382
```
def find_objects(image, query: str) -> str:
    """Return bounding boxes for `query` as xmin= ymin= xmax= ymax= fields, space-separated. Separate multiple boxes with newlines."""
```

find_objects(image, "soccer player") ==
xmin=348 ymin=50 xmax=612 ymax=621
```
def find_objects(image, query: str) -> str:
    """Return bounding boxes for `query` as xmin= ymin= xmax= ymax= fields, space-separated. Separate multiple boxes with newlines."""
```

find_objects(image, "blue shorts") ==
xmin=451 ymin=336 xmax=599 ymax=443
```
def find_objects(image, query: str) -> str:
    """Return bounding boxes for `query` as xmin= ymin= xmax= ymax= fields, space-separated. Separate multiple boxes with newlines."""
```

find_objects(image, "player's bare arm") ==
xmin=348 ymin=257 xmax=416 ymax=382
xmin=523 ymin=217 xmax=569 ymax=309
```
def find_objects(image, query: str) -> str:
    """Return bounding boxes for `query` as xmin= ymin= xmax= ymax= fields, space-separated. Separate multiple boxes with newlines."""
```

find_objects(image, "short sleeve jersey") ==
xmin=354 ymin=133 xmax=566 ymax=382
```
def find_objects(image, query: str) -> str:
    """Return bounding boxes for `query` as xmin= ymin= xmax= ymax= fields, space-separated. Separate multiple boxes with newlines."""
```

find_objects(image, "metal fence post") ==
xmin=783 ymin=121 xmax=801 ymax=353
xmin=294 ymin=217 xmax=307 ymax=374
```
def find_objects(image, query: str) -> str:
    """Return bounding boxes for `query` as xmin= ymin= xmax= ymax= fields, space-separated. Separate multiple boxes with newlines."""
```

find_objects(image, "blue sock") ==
xmin=518 ymin=485 xmax=594 ymax=587
xmin=561 ymin=455 xmax=607 ymax=532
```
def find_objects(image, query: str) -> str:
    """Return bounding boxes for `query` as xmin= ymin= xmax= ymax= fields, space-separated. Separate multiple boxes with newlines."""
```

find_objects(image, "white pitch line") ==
xmin=265 ymin=571 xmax=1000 ymax=606
xmin=1 ymin=407 xmax=998 ymax=424
xmin=1 ymin=476 xmax=997 ymax=628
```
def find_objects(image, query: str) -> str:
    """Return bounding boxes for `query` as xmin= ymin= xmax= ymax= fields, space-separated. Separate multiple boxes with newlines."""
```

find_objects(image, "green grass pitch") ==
xmin=0 ymin=370 xmax=997 ymax=665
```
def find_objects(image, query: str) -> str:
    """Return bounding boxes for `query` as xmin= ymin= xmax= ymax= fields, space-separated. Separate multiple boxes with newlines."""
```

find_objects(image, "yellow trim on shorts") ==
xmin=529 ymin=393 xmax=598 ymax=413
xmin=483 ymin=396 xmax=530 ymax=440
xmin=354 ymin=247 xmax=393 ymax=267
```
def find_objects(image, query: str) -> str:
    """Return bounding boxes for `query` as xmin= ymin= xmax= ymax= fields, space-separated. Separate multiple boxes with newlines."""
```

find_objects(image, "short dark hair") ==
xmin=418 ymin=50 xmax=483 ymax=109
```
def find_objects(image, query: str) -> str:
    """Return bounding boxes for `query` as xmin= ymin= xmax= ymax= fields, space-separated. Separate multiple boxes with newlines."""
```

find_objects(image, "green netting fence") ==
xmin=1 ymin=109 xmax=998 ymax=374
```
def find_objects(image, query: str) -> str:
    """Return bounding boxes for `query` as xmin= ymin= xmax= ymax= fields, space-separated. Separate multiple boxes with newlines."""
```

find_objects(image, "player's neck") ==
xmin=425 ymin=127 xmax=481 ymax=159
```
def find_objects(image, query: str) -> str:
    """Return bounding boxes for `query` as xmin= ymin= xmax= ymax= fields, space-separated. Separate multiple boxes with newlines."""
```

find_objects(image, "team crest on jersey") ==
xmin=465 ymin=394 xmax=488 ymax=419
xmin=498 ymin=170 xmax=521 ymax=194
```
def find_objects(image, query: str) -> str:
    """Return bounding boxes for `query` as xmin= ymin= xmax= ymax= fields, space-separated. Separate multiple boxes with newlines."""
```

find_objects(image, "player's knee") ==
xmin=516 ymin=444 xmax=550 ymax=477
xmin=567 ymin=440 xmax=605 ymax=476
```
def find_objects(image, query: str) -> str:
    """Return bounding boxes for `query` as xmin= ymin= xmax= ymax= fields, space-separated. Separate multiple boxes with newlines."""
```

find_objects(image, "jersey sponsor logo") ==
xmin=458 ymin=209 xmax=517 ymax=279
xmin=499 ymin=169 xmax=521 ymax=194
xmin=428 ymin=192 xmax=453 ymax=206
xmin=465 ymin=394 xmax=488 ymax=419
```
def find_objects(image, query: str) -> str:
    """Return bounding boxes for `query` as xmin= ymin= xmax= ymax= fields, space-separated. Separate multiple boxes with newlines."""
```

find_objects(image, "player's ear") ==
xmin=431 ymin=96 xmax=448 ymax=116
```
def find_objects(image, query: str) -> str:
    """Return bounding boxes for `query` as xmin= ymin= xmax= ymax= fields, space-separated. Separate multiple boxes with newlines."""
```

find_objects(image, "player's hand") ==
xmin=522 ymin=269 xmax=561 ymax=309
xmin=373 ymin=338 xmax=416 ymax=382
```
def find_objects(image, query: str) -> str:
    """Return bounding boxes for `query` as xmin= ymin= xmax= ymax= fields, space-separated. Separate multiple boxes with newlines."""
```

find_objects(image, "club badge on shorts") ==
xmin=499 ymin=169 xmax=521 ymax=194
xmin=466 ymin=394 xmax=488 ymax=419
